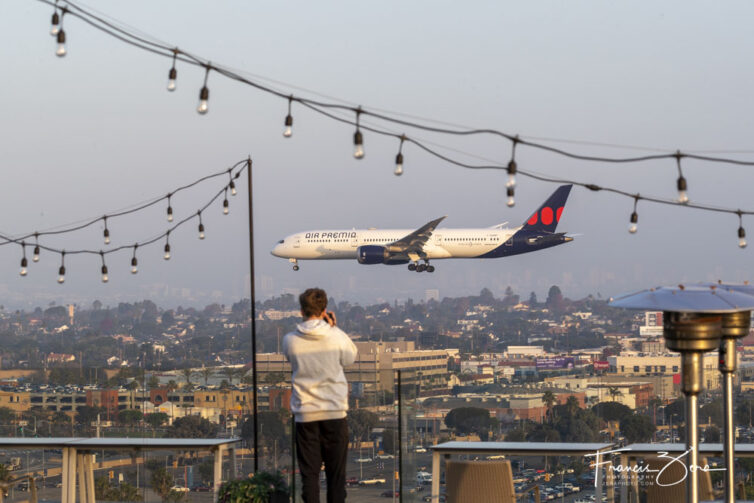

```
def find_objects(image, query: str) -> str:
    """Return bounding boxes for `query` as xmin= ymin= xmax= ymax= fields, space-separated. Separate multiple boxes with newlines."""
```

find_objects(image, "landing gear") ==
xmin=290 ymin=258 xmax=299 ymax=271
xmin=408 ymin=261 xmax=435 ymax=273
xmin=293 ymin=265 xmax=299 ymax=271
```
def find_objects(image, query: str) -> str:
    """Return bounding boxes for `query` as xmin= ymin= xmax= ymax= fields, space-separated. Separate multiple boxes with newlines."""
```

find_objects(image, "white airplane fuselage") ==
xmin=271 ymin=227 xmax=519 ymax=261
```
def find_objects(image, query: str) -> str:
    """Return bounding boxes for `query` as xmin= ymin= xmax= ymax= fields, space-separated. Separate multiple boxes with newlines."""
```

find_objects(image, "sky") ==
xmin=3 ymin=1 xmax=754 ymax=310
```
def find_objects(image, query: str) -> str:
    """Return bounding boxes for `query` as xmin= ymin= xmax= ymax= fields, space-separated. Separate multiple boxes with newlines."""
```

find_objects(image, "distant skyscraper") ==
xmin=68 ymin=304 xmax=74 ymax=326
xmin=425 ymin=289 xmax=440 ymax=302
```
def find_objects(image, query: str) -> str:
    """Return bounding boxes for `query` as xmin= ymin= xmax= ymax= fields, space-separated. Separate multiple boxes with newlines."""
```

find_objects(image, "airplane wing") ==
xmin=385 ymin=216 xmax=446 ymax=258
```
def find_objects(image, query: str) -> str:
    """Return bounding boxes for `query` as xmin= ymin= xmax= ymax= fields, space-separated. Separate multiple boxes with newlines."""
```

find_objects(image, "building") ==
xmin=608 ymin=352 xmax=723 ymax=390
xmin=256 ymin=341 xmax=450 ymax=402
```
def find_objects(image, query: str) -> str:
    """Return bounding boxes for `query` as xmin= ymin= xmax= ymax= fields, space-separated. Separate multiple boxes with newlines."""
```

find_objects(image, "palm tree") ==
xmin=542 ymin=390 xmax=556 ymax=422
xmin=199 ymin=367 xmax=214 ymax=386
xmin=608 ymin=387 xmax=623 ymax=402
xmin=222 ymin=367 xmax=240 ymax=385
xmin=181 ymin=368 xmax=194 ymax=387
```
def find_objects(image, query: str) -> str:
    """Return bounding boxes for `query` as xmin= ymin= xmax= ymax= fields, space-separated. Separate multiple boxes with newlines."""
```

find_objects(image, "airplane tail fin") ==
xmin=521 ymin=185 xmax=572 ymax=233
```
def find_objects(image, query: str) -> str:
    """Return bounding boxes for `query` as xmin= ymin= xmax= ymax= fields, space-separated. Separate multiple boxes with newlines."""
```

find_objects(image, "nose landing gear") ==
xmin=290 ymin=258 xmax=299 ymax=271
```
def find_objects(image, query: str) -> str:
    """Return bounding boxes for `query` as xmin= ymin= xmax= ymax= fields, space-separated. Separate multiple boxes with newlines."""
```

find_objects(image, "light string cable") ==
xmin=34 ymin=0 xmax=754 ymax=167
xmin=30 ymin=0 xmax=754 ymax=244
xmin=0 ymin=160 xmax=247 ymax=280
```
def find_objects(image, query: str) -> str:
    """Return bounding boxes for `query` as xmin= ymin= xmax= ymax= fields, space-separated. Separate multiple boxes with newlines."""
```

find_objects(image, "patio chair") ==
xmin=643 ymin=456 xmax=718 ymax=503
xmin=446 ymin=460 xmax=540 ymax=503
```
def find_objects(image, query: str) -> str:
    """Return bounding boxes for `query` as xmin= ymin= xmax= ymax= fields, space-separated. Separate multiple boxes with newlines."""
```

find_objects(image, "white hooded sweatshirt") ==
xmin=283 ymin=319 xmax=358 ymax=423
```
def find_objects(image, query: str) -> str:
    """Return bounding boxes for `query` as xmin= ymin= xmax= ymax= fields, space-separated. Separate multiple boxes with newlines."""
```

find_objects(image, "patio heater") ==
xmin=609 ymin=284 xmax=754 ymax=503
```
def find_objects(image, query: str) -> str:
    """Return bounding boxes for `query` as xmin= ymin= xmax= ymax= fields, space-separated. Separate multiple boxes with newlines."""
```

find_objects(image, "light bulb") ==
xmin=394 ymin=153 xmax=404 ymax=176
xmin=58 ymin=266 xmax=65 ymax=284
xmin=163 ymin=243 xmax=171 ymax=260
xmin=353 ymin=131 xmax=364 ymax=159
xmin=167 ymin=206 xmax=173 ymax=222
xmin=104 ymin=228 xmax=110 ymax=245
xmin=229 ymin=180 xmax=237 ymax=196
xmin=131 ymin=257 xmax=138 ymax=274
xmin=739 ymin=227 xmax=747 ymax=249
xmin=198 ymin=223 xmax=205 ymax=240
xmin=283 ymin=115 xmax=293 ymax=138
xmin=50 ymin=12 xmax=60 ymax=36
xmin=33 ymin=246 xmax=40 ymax=263
xmin=506 ymin=160 xmax=517 ymax=188
xmin=197 ymin=86 xmax=209 ymax=114
xmin=677 ymin=176 xmax=689 ymax=204
xmin=506 ymin=187 xmax=515 ymax=208
xmin=56 ymin=30 xmax=66 ymax=57
xmin=101 ymin=265 xmax=109 ymax=283
xmin=629 ymin=212 xmax=638 ymax=234
xmin=167 ymin=67 xmax=177 ymax=92
xmin=223 ymin=199 xmax=229 ymax=215
xmin=20 ymin=257 xmax=28 ymax=277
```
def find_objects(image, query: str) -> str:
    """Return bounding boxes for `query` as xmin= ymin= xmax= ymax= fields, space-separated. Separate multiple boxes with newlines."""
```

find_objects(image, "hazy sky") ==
xmin=3 ymin=1 xmax=754 ymax=309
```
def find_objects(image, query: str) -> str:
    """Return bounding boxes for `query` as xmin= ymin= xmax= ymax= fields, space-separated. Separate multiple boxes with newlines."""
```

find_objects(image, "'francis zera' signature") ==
xmin=584 ymin=448 xmax=725 ymax=487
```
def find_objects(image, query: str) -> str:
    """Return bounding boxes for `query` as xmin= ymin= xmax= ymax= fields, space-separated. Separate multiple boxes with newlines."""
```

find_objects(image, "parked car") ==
xmin=170 ymin=486 xmax=190 ymax=493
xmin=381 ymin=490 xmax=400 ymax=497
xmin=346 ymin=477 xmax=360 ymax=487
xmin=376 ymin=453 xmax=395 ymax=460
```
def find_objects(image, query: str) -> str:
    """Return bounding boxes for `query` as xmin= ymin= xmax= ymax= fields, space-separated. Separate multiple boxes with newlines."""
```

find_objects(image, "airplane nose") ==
xmin=271 ymin=243 xmax=283 ymax=257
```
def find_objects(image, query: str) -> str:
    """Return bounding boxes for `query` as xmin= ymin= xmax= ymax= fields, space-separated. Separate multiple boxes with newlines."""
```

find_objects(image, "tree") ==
xmin=147 ymin=375 xmax=160 ymax=389
xmin=145 ymin=412 xmax=169 ymax=428
xmin=565 ymin=395 xmax=580 ymax=417
xmin=608 ymin=387 xmax=623 ymax=402
xmin=264 ymin=372 xmax=287 ymax=386
xmin=166 ymin=415 xmax=218 ymax=439
xmin=150 ymin=467 xmax=174 ymax=501
xmin=546 ymin=285 xmax=565 ymax=312
xmin=198 ymin=368 xmax=214 ymax=386
xmin=444 ymin=407 xmax=496 ymax=440
xmin=180 ymin=368 xmax=194 ymax=387
xmin=542 ymin=391 xmax=557 ymax=421
xmin=221 ymin=367 xmax=242 ymax=385
xmin=528 ymin=292 xmax=538 ymax=307
xmin=619 ymin=414 xmax=656 ymax=443
xmin=347 ymin=410 xmax=380 ymax=446
xmin=76 ymin=406 xmax=104 ymax=426
xmin=118 ymin=410 xmax=143 ymax=426
xmin=592 ymin=402 xmax=632 ymax=423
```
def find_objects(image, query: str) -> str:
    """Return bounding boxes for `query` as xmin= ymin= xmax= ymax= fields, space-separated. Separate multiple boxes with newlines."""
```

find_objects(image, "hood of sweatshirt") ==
xmin=295 ymin=319 xmax=333 ymax=340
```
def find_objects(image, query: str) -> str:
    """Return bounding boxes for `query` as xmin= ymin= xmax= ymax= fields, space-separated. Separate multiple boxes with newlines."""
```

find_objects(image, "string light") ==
xmin=353 ymin=108 xmax=364 ymax=159
xmin=223 ymin=189 xmax=229 ymax=215
xmin=394 ymin=135 xmax=405 ymax=176
xmin=197 ymin=211 xmax=205 ymax=239
xmin=50 ymin=4 xmax=59 ymax=36
xmin=33 ymin=234 xmax=40 ymax=263
xmin=163 ymin=233 xmax=171 ymax=260
xmin=19 ymin=243 xmax=28 ymax=277
xmin=738 ymin=211 xmax=747 ymax=249
xmin=675 ymin=151 xmax=689 ymax=204
xmin=629 ymin=196 xmax=639 ymax=234
xmin=283 ymin=96 xmax=293 ymax=138
xmin=197 ymin=66 xmax=210 ymax=115
xmin=507 ymin=137 xmax=518 ymax=189
xmin=131 ymin=244 xmax=138 ymax=274
xmin=167 ymin=49 xmax=178 ymax=92
xmin=228 ymin=171 xmax=237 ymax=196
xmin=58 ymin=251 xmax=66 ymax=284
xmin=100 ymin=251 xmax=109 ymax=283
xmin=506 ymin=187 xmax=515 ymax=208
xmin=103 ymin=216 xmax=110 ymax=245
xmin=56 ymin=29 xmax=66 ymax=57
xmin=166 ymin=194 xmax=174 ymax=222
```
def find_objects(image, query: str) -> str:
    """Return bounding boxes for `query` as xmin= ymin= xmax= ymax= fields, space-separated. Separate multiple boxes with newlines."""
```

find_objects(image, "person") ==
xmin=283 ymin=287 xmax=358 ymax=503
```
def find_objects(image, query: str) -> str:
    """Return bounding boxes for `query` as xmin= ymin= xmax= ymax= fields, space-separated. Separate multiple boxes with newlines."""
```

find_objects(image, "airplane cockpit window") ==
xmin=278 ymin=239 xmax=284 ymax=244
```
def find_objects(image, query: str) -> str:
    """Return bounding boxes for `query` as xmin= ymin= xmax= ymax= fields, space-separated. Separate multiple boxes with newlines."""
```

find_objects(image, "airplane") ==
xmin=271 ymin=184 xmax=574 ymax=273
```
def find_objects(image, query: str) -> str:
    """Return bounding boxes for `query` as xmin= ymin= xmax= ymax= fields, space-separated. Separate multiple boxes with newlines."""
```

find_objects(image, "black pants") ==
xmin=295 ymin=417 xmax=348 ymax=503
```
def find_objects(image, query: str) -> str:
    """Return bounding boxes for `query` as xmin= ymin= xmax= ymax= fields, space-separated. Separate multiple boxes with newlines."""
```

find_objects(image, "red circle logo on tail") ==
xmin=556 ymin=206 xmax=564 ymax=222
xmin=528 ymin=213 xmax=538 ymax=225
xmin=541 ymin=207 xmax=553 ymax=225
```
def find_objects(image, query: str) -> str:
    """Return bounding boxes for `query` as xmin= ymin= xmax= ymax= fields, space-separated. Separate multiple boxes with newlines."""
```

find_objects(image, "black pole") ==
xmin=291 ymin=417 xmax=296 ymax=502
xmin=247 ymin=157 xmax=259 ymax=472
xmin=397 ymin=369 xmax=403 ymax=503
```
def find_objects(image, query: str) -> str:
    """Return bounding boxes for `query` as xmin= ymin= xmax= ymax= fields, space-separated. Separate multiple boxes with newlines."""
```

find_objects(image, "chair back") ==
xmin=643 ymin=456 xmax=714 ymax=503
xmin=446 ymin=460 xmax=516 ymax=503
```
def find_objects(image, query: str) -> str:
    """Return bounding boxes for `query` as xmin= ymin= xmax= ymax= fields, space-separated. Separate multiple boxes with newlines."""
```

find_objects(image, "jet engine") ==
xmin=357 ymin=245 xmax=389 ymax=264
